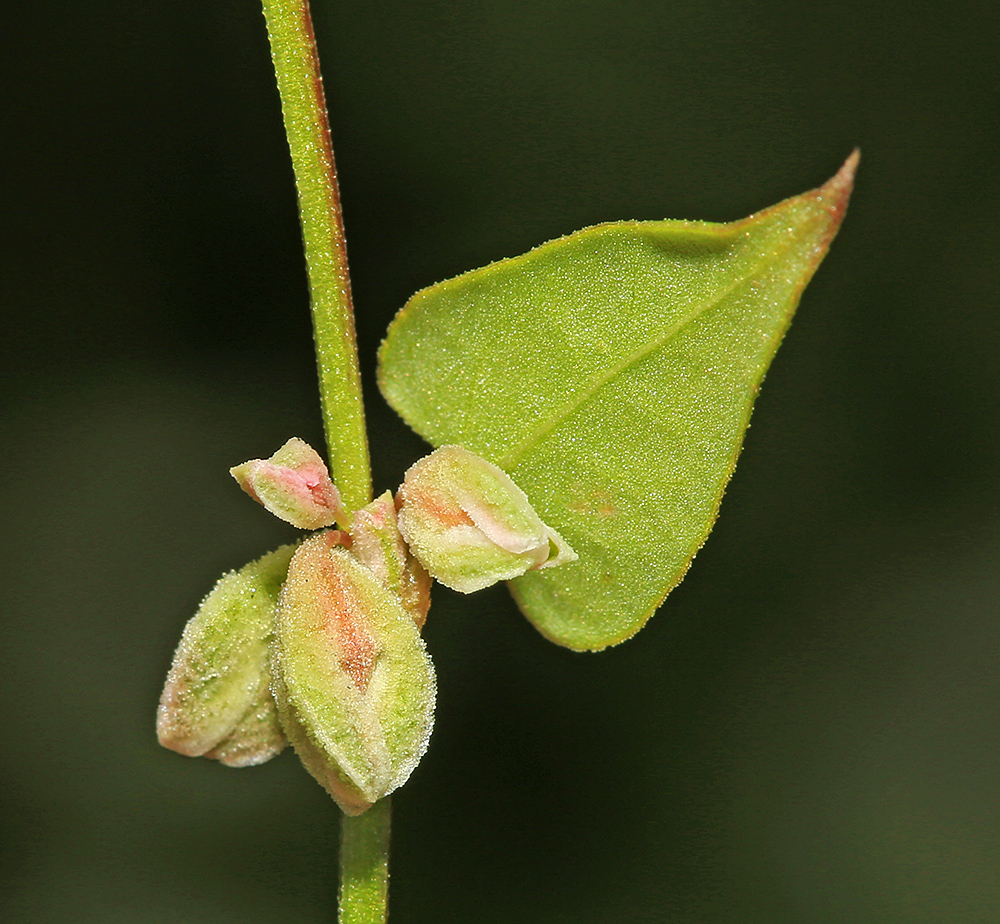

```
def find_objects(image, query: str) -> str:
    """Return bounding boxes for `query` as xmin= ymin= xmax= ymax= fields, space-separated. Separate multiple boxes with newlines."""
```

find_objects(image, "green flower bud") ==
xmin=272 ymin=531 xmax=436 ymax=815
xmin=397 ymin=445 xmax=577 ymax=593
xmin=231 ymin=437 xmax=346 ymax=530
xmin=351 ymin=491 xmax=432 ymax=629
xmin=157 ymin=545 xmax=296 ymax=767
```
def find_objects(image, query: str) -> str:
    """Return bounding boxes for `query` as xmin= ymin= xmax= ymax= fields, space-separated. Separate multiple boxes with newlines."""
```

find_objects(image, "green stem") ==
xmin=261 ymin=0 xmax=372 ymax=514
xmin=339 ymin=797 xmax=392 ymax=924
xmin=260 ymin=1 xmax=387 ymax=919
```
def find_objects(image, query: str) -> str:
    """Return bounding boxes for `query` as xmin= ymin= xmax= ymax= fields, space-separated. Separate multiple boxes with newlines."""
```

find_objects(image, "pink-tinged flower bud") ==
xmin=231 ymin=437 xmax=346 ymax=530
xmin=351 ymin=491 xmax=432 ymax=629
xmin=157 ymin=545 xmax=298 ymax=767
xmin=272 ymin=531 xmax=436 ymax=815
xmin=396 ymin=445 xmax=577 ymax=594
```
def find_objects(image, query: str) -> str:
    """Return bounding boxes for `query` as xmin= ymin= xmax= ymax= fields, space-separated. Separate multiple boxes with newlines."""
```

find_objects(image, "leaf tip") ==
xmin=814 ymin=148 xmax=859 ymax=231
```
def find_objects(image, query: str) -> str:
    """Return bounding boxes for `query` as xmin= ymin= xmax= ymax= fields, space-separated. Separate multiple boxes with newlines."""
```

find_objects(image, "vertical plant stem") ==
xmin=339 ymin=797 xmax=392 ymax=924
xmin=261 ymin=1 xmax=386 ymax=920
xmin=261 ymin=0 xmax=372 ymax=514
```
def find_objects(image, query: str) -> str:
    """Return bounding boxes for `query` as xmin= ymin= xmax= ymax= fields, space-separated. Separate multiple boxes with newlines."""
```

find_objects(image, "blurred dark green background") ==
xmin=3 ymin=0 xmax=999 ymax=921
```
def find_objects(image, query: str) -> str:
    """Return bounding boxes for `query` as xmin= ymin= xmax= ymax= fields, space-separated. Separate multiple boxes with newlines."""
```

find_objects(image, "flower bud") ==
xmin=396 ymin=446 xmax=577 ymax=593
xmin=231 ymin=437 xmax=345 ymax=530
xmin=351 ymin=491 xmax=432 ymax=629
xmin=157 ymin=545 xmax=296 ymax=767
xmin=272 ymin=531 xmax=436 ymax=815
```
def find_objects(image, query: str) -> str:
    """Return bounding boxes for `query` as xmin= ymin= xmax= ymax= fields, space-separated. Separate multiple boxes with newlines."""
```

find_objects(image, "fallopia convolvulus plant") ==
xmin=157 ymin=0 xmax=856 ymax=919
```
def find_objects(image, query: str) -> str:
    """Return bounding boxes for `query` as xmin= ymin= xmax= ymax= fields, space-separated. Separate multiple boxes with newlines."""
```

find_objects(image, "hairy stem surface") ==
xmin=339 ymin=798 xmax=392 ymax=924
xmin=261 ymin=0 xmax=372 ymax=514
xmin=261 ymin=2 xmax=386 ymax=920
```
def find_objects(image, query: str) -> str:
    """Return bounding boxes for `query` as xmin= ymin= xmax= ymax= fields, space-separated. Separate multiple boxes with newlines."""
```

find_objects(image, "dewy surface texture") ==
xmin=378 ymin=154 xmax=857 ymax=650
xmin=157 ymin=545 xmax=294 ymax=766
xmin=397 ymin=445 xmax=576 ymax=593
xmin=273 ymin=532 xmax=436 ymax=814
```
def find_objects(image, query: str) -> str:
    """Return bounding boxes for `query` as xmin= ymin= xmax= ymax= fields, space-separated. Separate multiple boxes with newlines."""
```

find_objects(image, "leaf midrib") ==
xmin=497 ymin=229 xmax=798 ymax=469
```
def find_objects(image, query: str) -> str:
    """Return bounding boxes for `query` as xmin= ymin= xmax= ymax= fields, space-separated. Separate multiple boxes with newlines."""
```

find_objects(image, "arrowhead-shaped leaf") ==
xmin=378 ymin=154 xmax=857 ymax=651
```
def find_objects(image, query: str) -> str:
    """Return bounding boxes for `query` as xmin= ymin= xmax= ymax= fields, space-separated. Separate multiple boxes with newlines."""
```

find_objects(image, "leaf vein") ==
xmin=497 ymin=235 xmax=794 ymax=469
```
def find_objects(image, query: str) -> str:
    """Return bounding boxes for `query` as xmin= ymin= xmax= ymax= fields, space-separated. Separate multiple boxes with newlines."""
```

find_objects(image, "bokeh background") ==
xmin=3 ymin=0 xmax=999 ymax=921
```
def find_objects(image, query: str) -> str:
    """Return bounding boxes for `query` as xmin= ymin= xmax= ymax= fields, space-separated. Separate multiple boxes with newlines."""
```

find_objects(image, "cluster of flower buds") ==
xmin=158 ymin=439 xmax=575 ymax=813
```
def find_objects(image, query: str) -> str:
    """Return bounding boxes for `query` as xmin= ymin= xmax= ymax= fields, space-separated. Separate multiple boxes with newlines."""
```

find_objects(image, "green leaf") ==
xmin=378 ymin=154 xmax=857 ymax=651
